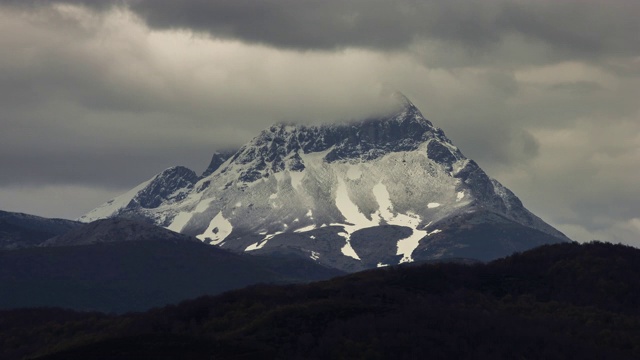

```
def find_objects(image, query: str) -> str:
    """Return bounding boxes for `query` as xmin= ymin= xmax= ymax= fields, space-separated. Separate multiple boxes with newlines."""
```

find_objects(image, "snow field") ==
xmin=197 ymin=211 xmax=233 ymax=245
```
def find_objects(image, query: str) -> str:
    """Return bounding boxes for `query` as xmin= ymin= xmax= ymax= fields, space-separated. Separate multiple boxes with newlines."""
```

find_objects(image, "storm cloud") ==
xmin=6 ymin=0 xmax=640 ymax=60
xmin=0 ymin=1 xmax=638 ymax=246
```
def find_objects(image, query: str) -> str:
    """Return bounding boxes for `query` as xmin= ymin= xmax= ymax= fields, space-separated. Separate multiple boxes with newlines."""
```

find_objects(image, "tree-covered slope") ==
xmin=2 ymin=242 xmax=639 ymax=360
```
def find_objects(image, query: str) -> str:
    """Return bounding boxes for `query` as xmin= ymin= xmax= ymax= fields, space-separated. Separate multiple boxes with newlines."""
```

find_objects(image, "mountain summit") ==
xmin=81 ymin=95 xmax=569 ymax=271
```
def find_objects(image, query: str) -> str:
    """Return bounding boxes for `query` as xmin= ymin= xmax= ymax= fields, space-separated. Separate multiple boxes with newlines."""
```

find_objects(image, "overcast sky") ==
xmin=1 ymin=0 xmax=638 ymax=246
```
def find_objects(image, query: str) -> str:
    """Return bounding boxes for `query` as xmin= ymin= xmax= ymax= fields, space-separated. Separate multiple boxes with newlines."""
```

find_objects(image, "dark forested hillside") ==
xmin=0 ymin=239 xmax=342 ymax=314
xmin=2 ymin=242 xmax=640 ymax=360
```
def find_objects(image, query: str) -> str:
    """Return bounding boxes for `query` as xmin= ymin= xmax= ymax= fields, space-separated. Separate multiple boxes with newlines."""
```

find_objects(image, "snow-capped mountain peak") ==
xmin=81 ymin=94 xmax=569 ymax=272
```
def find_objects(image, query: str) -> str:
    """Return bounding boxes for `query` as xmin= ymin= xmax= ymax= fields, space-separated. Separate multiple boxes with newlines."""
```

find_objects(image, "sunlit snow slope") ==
xmin=81 ymin=95 xmax=569 ymax=272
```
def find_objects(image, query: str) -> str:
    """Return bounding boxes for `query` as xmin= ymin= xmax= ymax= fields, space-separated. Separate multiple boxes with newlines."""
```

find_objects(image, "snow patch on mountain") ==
xmin=197 ymin=211 xmax=232 ymax=245
xmin=370 ymin=182 xmax=429 ymax=263
xmin=295 ymin=224 xmax=317 ymax=233
xmin=335 ymin=176 xmax=376 ymax=229
xmin=167 ymin=212 xmax=192 ymax=233
xmin=339 ymin=235 xmax=361 ymax=260
xmin=245 ymin=230 xmax=285 ymax=251
xmin=290 ymin=171 xmax=305 ymax=190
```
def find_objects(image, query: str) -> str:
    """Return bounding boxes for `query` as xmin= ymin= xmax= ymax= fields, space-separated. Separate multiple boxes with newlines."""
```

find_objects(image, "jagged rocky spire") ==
xmin=202 ymin=150 xmax=235 ymax=177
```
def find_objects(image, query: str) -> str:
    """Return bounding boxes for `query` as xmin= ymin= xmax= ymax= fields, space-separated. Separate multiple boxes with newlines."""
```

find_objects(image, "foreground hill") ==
xmin=2 ymin=242 xmax=639 ymax=360
xmin=0 ymin=218 xmax=342 ymax=313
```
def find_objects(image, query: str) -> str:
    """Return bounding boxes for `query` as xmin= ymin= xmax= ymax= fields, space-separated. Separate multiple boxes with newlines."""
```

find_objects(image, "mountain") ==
xmin=0 ymin=210 xmax=81 ymax=250
xmin=0 ymin=218 xmax=342 ymax=313
xmin=81 ymin=94 xmax=569 ymax=271
xmin=3 ymin=242 xmax=640 ymax=360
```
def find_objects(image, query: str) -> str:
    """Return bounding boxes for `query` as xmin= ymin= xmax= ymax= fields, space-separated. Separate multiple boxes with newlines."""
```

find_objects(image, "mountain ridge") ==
xmin=0 ymin=210 xmax=81 ymax=250
xmin=42 ymin=218 xmax=200 ymax=247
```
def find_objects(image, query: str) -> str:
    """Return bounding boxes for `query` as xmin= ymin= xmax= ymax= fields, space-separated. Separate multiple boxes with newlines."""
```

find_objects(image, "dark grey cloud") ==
xmin=6 ymin=0 xmax=638 ymax=64
xmin=132 ymin=0 xmax=640 ymax=61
